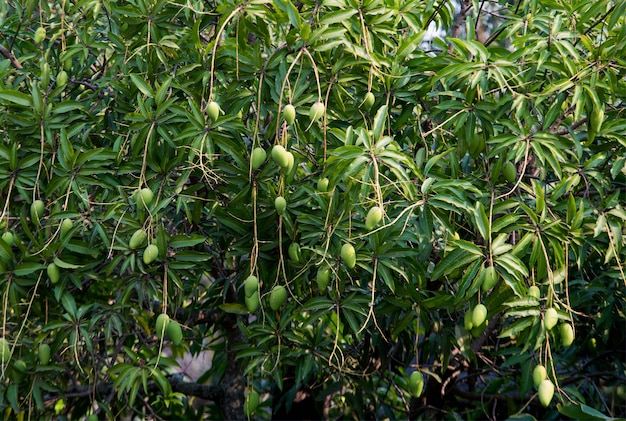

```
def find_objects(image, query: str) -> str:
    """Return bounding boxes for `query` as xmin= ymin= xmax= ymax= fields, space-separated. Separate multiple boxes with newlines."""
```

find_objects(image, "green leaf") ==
xmin=53 ymin=257 xmax=84 ymax=269
xmin=372 ymin=105 xmax=388 ymax=141
xmin=169 ymin=234 xmax=206 ymax=248
xmin=431 ymin=246 xmax=482 ymax=281
xmin=319 ymin=9 xmax=358 ymax=25
xmin=557 ymin=402 xmax=621 ymax=421
xmin=0 ymin=90 xmax=32 ymax=107
xmin=473 ymin=201 xmax=490 ymax=241
xmin=129 ymin=73 xmax=154 ymax=98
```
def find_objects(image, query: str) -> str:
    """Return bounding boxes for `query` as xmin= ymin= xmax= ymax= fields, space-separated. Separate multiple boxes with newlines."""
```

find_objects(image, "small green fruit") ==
xmin=274 ymin=196 xmax=287 ymax=216
xmin=244 ymin=390 xmax=260 ymax=416
xmin=250 ymin=147 xmax=267 ymax=170
xmin=244 ymin=275 xmax=259 ymax=297
xmin=47 ymin=263 xmax=60 ymax=284
xmin=34 ymin=27 xmax=46 ymax=44
xmin=317 ymin=177 xmax=329 ymax=192
xmin=40 ymin=61 xmax=50 ymax=90
xmin=57 ymin=70 xmax=68 ymax=88
xmin=409 ymin=371 xmax=424 ymax=397
xmin=559 ymin=323 xmax=574 ymax=347
xmin=284 ymin=151 xmax=295 ymax=174
xmin=532 ymin=364 xmax=547 ymax=387
xmin=271 ymin=145 xmax=290 ymax=168
xmin=129 ymin=229 xmax=148 ymax=249
xmin=156 ymin=313 xmax=170 ymax=339
xmin=138 ymin=187 xmax=154 ymax=207
xmin=87 ymin=414 xmax=98 ymax=421
xmin=464 ymin=310 xmax=473 ymax=331
xmin=38 ymin=343 xmax=51 ymax=365
xmin=166 ymin=320 xmax=183 ymax=345
xmin=31 ymin=200 xmax=45 ymax=225
xmin=309 ymin=101 xmax=325 ymax=122
xmin=588 ymin=337 xmax=597 ymax=351
xmin=0 ymin=338 xmax=10 ymax=364
xmin=207 ymin=101 xmax=220 ymax=121
xmin=470 ymin=319 xmax=488 ymax=337
xmin=14 ymin=359 xmax=27 ymax=373
xmin=341 ymin=243 xmax=356 ymax=269
xmin=538 ymin=379 xmax=554 ymax=407
xmin=528 ymin=285 xmax=540 ymax=299
xmin=288 ymin=243 xmax=301 ymax=263
xmin=11 ymin=359 xmax=27 ymax=383
xmin=472 ymin=304 xmax=488 ymax=328
xmin=481 ymin=265 xmax=498 ymax=292
xmin=269 ymin=285 xmax=287 ymax=311
xmin=60 ymin=218 xmax=74 ymax=237
xmin=502 ymin=161 xmax=517 ymax=183
xmin=317 ymin=266 xmax=330 ymax=291
xmin=365 ymin=206 xmax=383 ymax=231
xmin=143 ymin=244 xmax=159 ymax=264
xmin=544 ymin=307 xmax=558 ymax=330
xmin=283 ymin=104 xmax=296 ymax=125
xmin=362 ymin=91 xmax=375 ymax=110
xmin=245 ymin=293 xmax=260 ymax=312
xmin=1 ymin=232 xmax=14 ymax=247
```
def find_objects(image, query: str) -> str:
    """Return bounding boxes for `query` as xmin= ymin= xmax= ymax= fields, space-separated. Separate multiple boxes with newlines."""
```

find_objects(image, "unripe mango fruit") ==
xmin=274 ymin=196 xmax=287 ymax=215
xmin=317 ymin=177 xmax=329 ymax=192
xmin=138 ymin=187 xmax=154 ymax=207
xmin=471 ymin=319 xmax=488 ymax=337
xmin=47 ymin=263 xmax=60 ymax=284
xmin=341 ymin=243 xmax=356 ymax=269
xmin=156 ymin=313 xmax=170 ymax=339
xmin=309 ymin=101 xmax=325 ymax=121
xmin=481 ymin=265 xmax=498 ymax=292
xmin=528 ymin=285 xmax=540 ymax=299
xmin=464 ymin=310 xmax=473 ymax=330
xmin=317 ymin=266 xmax=330 ymax=291
xmin=250 ymin=147 xmax=266 ymax=170
xmin=129 ymin=229 xmax=148 ymax=249
xmin=207 ymin=101 xmax=220 ymax=121
xmin=502 ymin=161 xmax=517 ymax=183
xmin=288 ymin=243 xmax=301 ymax=263
xmin=38 ymin=343 xmax=51 ymax=365
xmin=34 ymin=27 xmax=46 ymax=44
xmin=365 ymin=206 xmax=383 ymax=231
xmin=532 ymin=364 xmax=547 ymax=387
xmin=362 ymin=91 xmax=375 ymax=110
xmin=31 ymin=200 xmax=45 ymax=225
xmin=269 ymin=285 xmax=287 ymax=311
xmin=409 ymin=371 xmax=424 ymax=397
xmin=271 ymin=145 xmax=290 ymax=168
xmin=244 ymin=390 xmax=260 ymax=416
xmin=283 ymin=104 xmax=296 ymax=125
xmin=57 ymin=70 xmax=68 ymax=88
xmin=60 ymin=218 xmax=74 ymax=237
xmin=166 ymin=320 xmax=183 ymax=345
xmin=245 ymin=293 xmax=260 ymax=313
xmin=559 ymin=323 xmax=574 ymax=347
xmin=544 ymin=307 xmax=558 ymax=330
xmin=0 ymin=338 xmax=10 ymax=364
xmin=538 ymin=379 xmax=554 ymax=407
xmin=244 ymin=275 xmax=259 ymax=297
xmin=143 ymin=244 xmax=159 ymax=264
xmin=1 ymin=232 xmax=14 ymax=247
xmin=472 ymin=304 xmax=488 ymax=327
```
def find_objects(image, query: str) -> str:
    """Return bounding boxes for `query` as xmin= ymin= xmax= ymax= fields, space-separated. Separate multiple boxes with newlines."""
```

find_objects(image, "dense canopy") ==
xmin=0 ymin=0 xmax=625 ymax=419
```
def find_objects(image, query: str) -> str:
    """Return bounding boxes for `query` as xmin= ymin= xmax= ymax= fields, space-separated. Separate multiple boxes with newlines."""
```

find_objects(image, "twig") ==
xmin=0 ymin=45 xmax=22 ymax=69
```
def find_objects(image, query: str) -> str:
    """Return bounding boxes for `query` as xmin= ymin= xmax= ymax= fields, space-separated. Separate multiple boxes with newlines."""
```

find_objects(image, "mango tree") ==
xmin=0 ymin=0 xmax=624 ymax=419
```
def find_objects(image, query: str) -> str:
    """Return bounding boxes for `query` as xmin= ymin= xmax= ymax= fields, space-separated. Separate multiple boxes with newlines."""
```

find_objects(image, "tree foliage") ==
xmin=0 ymin=0 xmax=625 ymax=419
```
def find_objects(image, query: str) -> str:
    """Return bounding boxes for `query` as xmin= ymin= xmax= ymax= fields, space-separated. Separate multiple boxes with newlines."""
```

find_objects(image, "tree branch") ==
xmin=0 ymin=45 xmax=22 ymax=69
